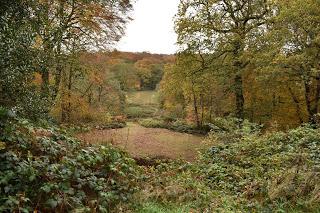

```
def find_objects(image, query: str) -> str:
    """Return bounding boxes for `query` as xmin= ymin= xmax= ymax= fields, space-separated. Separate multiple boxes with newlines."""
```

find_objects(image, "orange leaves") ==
xmin=32 ymin=35 xmax=43 ymax=49
xmin=135 ymin=57 xmax=162 ymax=69
xmin=32 ymin=73 xmax=43 ymax=86
xmin=88 ymin=70 xmax=103 ymax=85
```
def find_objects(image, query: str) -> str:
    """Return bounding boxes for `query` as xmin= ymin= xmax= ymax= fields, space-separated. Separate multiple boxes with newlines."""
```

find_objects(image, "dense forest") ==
xmin=1 ymin=0 xmax=320 ymax=212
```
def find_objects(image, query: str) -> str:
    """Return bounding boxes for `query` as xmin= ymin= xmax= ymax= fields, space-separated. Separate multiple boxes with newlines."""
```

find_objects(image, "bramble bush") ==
xmin=0 ymin=107 xmax=140 ymax=212
xmin=200 ymin=121 xmax=320 ymax=211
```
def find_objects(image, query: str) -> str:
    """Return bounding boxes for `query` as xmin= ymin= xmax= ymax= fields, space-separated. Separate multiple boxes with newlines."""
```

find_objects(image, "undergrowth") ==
xmin=136 ymin=118 xmax=320 ymax=212
xmin=0 ymin=107 xmax=139 ymax=212
xmin=1 ymin=108 xmax=319 ymax=212
xmin=199 ymin=122 xmax=320 ymax=211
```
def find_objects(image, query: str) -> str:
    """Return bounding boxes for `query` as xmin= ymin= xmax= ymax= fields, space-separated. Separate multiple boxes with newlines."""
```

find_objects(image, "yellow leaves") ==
xmin=32 ymin=73 xmax=43 ymax=86
xmin=0 ymin=141 xmax=5 ymax=150
xmin=77 ymin=2 xmax=117 ymax=33
xmin=50 ymin=93 xmax=91 ymax=122
xmin=38 ymin=0 xmax=50 ymax=5
xmin=32 ymin=35 xmax=43 ymax=49
xmin=88 ymin=70 xmax=103 ymax=85
xmin=108 ymin=58 xmax=123 ymax=66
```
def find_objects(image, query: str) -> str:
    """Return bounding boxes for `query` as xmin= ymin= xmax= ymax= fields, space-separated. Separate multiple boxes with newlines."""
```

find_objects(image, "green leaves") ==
xmin=0 ymin=141 xmax=5 ymax=150
xmin=0 ymin=118 xmax=140 ymax=212
xmin=201 ymin=124 xmax=320 ymax=210
xmin=46 ymin=199 xmax=58 ymax=209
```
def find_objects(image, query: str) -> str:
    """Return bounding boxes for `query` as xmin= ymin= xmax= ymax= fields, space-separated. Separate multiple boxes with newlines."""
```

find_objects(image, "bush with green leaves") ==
xmin=138 ymin=118 xmax=166 ymax=128
xmin=0 ymin=111 xmax=140 ymax=212
xmin=139 ymin=118 xmax=210 ymax=135
xmin=125 ymin=105 xmax=156 ymax=119
xmin=134 ymin=160 xmax=214 ymax=211
xmin=200 ymin=124 xmax=320 ymax=211
xmin=0 ymin=1 xmax=53 ymax=120
xmin=207 ymin=117 xmax=263 ymax=143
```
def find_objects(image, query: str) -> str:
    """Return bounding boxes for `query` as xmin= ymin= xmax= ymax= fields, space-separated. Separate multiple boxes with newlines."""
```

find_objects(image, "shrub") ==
xmin=0 ymin=115 xmax=140 ymax=212
xmin=125 ymin=106 xmax=156 ymax=118
xmin=138 ymin=118 xmax=166 ymax=128
xmin=139 ymin=118 xmax=210 ymax=135
xmin=135 ymin=160 xmax=214 ymax=211
xmin=204 ymin=117 xmax=263 ymax=145
xmin=95 ymin=121 xmax=127 ymax=130
xmin=200 ymin=125 xmax=320 ymax=211
xmin=64 ymin=122 xmax=127 ymax=134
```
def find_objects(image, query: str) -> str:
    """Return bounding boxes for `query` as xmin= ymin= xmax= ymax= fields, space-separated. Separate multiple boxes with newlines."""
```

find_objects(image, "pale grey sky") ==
xmin=117 ymin=0 xmax=180 ymax=54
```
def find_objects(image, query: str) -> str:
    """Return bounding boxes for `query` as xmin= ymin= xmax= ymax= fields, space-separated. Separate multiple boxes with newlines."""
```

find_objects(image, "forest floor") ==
xmin=78 ymin=90 xmax=205 ymax=161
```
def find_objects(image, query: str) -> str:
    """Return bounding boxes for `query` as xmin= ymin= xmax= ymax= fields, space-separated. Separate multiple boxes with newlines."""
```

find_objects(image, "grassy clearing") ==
xmin=125 ymin=91 xmax=159 ymax=119
xmin=77 ymin=122 xmax=205 ymax=161
xmin=80 ymin=90 xmax=207 ymax=161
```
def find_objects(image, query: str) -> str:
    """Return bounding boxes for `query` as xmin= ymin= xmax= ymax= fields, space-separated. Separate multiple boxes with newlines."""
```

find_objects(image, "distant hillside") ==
xmin=80 ymin=50 xmax=175 ymax=91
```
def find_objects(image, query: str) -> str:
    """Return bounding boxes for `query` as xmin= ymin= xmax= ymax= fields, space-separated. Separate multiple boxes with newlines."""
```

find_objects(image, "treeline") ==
xmin=0 ymin=0 xmax=172 ymax=123
xmin=108 ymin=51 xmax=174 ymax=91
xmin=160 ymin=0 xmax=320 ymax=129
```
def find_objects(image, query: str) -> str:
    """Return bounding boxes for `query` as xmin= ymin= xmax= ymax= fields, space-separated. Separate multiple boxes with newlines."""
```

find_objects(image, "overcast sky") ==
xmin=116 ymin=0 xmax=180 ymax=54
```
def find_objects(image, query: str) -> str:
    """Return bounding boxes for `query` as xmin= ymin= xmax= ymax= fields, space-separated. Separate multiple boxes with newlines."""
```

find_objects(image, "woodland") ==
xmin=0 ymin=0 xmax=320 ymax=212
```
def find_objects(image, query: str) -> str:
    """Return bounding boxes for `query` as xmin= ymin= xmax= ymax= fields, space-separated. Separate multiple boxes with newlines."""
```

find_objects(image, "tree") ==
xmin=272 ymin=0 xmax=320 ymax=123
xmin=111 ymin=61 xmax=139 ymax=91
xmin=29 ymin=0 xmax=133 ymax=100
xmin=0 ymin=0 xmax=43 ymax=117
xmin=134 ymin=57 xmax=164 ymax=90
xmin=175 ymin=0 xmax=272 ymax=119
xmin=0 ymin=0 xmax=133 ymax=120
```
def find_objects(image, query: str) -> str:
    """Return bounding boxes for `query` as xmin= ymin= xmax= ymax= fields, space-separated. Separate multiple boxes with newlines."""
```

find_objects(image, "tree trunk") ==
xmin=312 ymin=74 xmax=320 ymax=122
xmin=61 ymin=66 xmax=73 ymax=123
xmin=235 ymin=73 xmax=245 ymax=120
xmin=41 ymin=67 xmax=50 ymax=97
xmin=88 ymin=92 xmax=93 ymax=105
xmin=98 ymin=86 xmax=103 ymax=102
xmin=304 ymin=80 xmax=315 ymax=122
xmin=53 ymin=43 xmax=63 ymax=99
xmin=200 ymin=93 xmax=204 ymax=126
xmin=288 ymin=85 xmax=304 ymax=124
xmin=191 ymin=82 xmax=200 ymax=128
xmin=61 ymin=68 xmax=67 ymax=123
xmin=232 ymin=36 xmax=245 ymax=120
xmin=66 ymin=67 xmax=73 ymax=121
xmin=209 ymin=95 xmax=213 ymax=122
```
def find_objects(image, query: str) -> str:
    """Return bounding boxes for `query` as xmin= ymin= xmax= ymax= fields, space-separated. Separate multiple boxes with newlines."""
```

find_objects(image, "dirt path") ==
xmin=77 ymin=122 xmax=205 ymax=162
